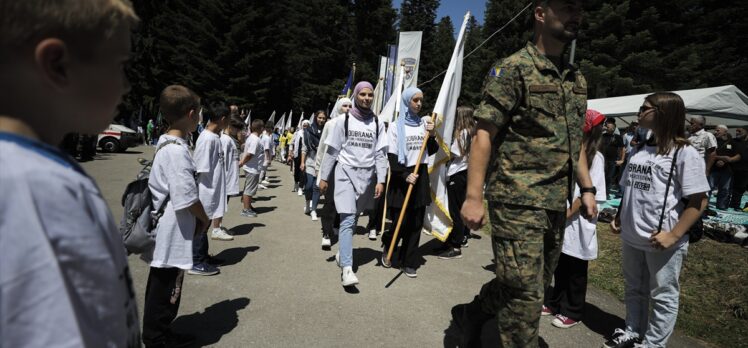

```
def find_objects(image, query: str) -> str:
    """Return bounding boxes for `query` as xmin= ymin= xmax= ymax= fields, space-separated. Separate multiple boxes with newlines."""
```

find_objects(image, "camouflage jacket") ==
xmin=474 ymin=42 xmax=587 ymax=212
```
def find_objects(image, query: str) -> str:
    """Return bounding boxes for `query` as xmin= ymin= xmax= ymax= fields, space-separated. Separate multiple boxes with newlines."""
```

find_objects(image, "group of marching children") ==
xmin=280 ymin=81 xmax=478 ymax=287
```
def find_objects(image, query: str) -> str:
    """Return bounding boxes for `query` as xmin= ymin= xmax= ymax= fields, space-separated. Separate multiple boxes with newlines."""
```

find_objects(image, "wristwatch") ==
xmin=580 ymin=186 xmax=597 ymax=195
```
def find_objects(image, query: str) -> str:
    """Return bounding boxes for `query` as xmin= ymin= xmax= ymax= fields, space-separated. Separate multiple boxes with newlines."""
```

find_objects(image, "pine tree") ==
xmin=398 ymin=0 xmax=439 ymax=101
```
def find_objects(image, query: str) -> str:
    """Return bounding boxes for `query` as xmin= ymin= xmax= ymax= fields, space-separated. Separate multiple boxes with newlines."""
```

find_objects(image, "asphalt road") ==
xmin=81 ymin=145 xmax=708 ymax=348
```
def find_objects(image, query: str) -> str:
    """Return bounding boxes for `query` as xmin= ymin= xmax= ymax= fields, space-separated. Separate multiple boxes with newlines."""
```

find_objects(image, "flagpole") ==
xmin=380 ymin=167 xmax=391 ymax=236
xmin=386 ymin=112 xmax=435 ymax=263
xmin=380 ymin=61 xmax=405 ymax=238
xmin=352 ymin=62 xmax=356 ymax=83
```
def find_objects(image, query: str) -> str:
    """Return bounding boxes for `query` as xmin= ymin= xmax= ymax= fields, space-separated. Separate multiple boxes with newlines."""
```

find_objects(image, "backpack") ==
xmin=119 ymin=140 xmax=179 ymax=254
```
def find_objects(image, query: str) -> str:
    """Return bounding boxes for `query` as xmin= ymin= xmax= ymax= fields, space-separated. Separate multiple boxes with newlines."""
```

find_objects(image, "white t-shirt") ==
xmin=242 ymin=133 xmax=262 ymax=174
xmin=0 ymin=133 xmax=140 ymax=347
xmin=448 ymin=129 xmax=470 ymax=177
xmin=562 ymin=152 xmax=607 ymax=260
xmin=194 ymin=129 xmax=226 ymax=219
xmin=260 ymin=133 xmax=272 ymax=165
xmin=326 ymin=115 xmax=387 ymax=168
xmin=220 ymin=132 xmax=240 ymax=196
xmin=619 ymin=144 xmax=710 ymax=251
xmin=147 ymin=135 xmax=199 ymax=269
xmin=688 ymin=129 xmax=717 ymax=161
xmin=387 ymin=120 xmax=429 ymax=167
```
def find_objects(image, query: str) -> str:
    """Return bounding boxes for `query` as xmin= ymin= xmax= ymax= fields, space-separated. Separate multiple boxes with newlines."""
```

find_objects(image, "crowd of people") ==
xmin=1 ymin=1 xmax=737 ymax=348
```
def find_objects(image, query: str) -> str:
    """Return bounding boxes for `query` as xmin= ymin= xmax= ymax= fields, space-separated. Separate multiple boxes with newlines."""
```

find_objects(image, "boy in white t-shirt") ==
xmin=259 ymin=126 xmax=273 ymax=187
xmin=239 ymin=120 xmax=266 ymax=217
xmin=0 ymin=3 xmax=141 ymax=347
xmin=220 ymin=116 xmax=245 ymax=215
xmin=543 ymin=109 xmax=608 ymax=329
xmin=144 ymin=85 xmax=210 ymax=346
xmin=191 ymin=102 xmax=231 ymax=277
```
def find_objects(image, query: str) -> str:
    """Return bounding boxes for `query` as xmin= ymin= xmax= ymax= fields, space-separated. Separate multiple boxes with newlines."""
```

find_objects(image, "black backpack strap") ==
xmin=344 ymin=112 xmax=349 ymax=139
xmin=375 ymin=115 xmax=379 ymax=139
xmin=657 ymin=146 xmax=682 ymax=233
xmin=152 ymin=139 xmax=180 ymax=213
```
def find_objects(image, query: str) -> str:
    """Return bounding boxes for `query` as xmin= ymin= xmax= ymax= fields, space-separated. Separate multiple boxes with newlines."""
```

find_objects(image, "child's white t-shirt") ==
xmin=194 ymin=129 xmax=226 ymax=219
xmin=242 ymin=133 xmax=262 ymax=174
xmin=447 ymin=129 xmax=470 ymax=177
xmin=220 ymin=132 xmax=240 ymax=196
xmin=562 ymin=152 xmax=607 ymax=260
xmin=326 ymin=115 xmax=387 ymax=168
xmin=260 ymin=133 xmax=272 ymax=165
xmin=387 ymin=119 xmax=429 ymax=167
xmin=0 ymin=133 xmax=140 ymax=347
xmin=619 ymin=144 xmax=710 ymax=251
xmin=148 ymin=135 xmax=199 ymax=269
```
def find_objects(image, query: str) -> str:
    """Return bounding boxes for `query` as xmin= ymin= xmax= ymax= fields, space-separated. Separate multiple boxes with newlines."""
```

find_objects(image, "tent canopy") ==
xmin=588 ymin=85 xmax=748 ymax=127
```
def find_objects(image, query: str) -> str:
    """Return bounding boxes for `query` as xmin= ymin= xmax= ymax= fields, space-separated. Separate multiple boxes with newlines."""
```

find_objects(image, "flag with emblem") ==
xmin=424 ymin=12 xmax=469 ymax=241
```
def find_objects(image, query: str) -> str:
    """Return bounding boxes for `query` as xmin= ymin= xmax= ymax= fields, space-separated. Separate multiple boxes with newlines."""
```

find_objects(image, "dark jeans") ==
xmin=709 ymin=170 xmax=733 ymax=210
xmin=142 ymin=267 xmax=184 ymax=347
xmin=730 ymin=170 xmax=748 ymax=209
xmin=604 ymin=160 xmax=619 ymax=196
xmin=192 ymin=231 xmax=208 ymax=264
xmin=293 ymin=157 xmax=305 ymax=185
xmin=304 ymin=172 xmax=320 ymax=210
xmin=544 ymin=253 xmax=589 ymax=321
xmin=320 ymin=174 xmax=340 ymax=238
xmin=447 ymin=170 xmax=468 ymax=248
xmin=382 ymin=206 xmax=425 ymax=268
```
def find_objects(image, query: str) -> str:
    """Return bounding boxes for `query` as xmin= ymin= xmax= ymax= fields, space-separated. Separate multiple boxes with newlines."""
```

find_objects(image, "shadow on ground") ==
xmin=254 ymin=206 xmax=277 ymax=214
xmin=581 ymin=302 xmax=625 ymax=338
xmin=229 ymin=223 xmax=265 ymax=236
xmin=172 ymin=297 xmax=251 ymax=347
xmin=253 ymin=195 xmax=276 ymax=201
xmin=442 ymin=305 xmax=550 ymax=348
xmin=214 ymin=246 xmax=260 ymax=266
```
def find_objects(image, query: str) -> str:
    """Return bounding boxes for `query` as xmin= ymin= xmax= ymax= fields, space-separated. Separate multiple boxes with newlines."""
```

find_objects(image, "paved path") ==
xmin=82 ymin=145 xmax=708 ymax=347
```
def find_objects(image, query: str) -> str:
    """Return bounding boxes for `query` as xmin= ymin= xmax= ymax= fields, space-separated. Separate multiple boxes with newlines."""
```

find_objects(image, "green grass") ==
xmin=590 ymin=224 xmax=748 ymax=348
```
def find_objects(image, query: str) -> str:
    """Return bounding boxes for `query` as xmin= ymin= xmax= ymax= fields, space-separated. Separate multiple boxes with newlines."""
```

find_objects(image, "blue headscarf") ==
xmin=397 ymin=87 xmax=423 ymax=165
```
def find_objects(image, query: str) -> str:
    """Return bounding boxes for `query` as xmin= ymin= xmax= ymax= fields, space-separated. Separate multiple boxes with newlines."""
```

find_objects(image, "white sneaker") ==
xmin=297 ymin=188 xmax=303 ymax=196
xmin=221 ymin=226 xmax=233 ymax=236
xmin=341 ymin=266 xmax=359 ymax=286
xmin=335 ymin=251 xmax=341 ymax=267
xmin=321 ymin=237 xmax=331 ymax=248
xmin=311 ymin=211 xmax=318 ymax=221
xmin=368 ymin=229 xmax=377 ymax=240
xmin=211 ymin=228 xmax=234 ymax=241
xmin=261 ymin=180 xmax=270 ymax=185
xmin=259 ymin=184 xmax=268 ymax=190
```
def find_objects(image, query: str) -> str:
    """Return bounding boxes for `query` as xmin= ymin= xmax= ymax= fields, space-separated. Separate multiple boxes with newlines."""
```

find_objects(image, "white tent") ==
xmin=588 ymin=85 xmax=748 ymax=127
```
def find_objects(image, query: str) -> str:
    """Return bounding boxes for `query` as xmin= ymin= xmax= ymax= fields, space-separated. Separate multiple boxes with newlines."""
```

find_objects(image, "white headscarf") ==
xmin=329 ymin=97 xmax=352 ymax=120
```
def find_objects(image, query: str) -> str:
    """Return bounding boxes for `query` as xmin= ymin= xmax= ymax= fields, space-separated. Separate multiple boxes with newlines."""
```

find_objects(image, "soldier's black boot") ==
xmin=450 ymin=296 xmax=493 ymax=347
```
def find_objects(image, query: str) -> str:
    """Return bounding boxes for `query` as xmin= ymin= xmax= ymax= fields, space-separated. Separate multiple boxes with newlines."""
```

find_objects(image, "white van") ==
xmin=98 ymin=124 xmax=139 ymax=152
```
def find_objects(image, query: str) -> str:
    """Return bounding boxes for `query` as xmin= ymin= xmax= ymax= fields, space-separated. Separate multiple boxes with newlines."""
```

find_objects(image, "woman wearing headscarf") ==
xmin=301 ymin=110 xmax=328 ymax=220
xmin=319 ymin=83 xmax=387 ymax=287
xmin=315 ymin=98 xmax=352 ymax=249
xmin=292 ymin=120 xmax=310 ymax=195
xmin=380 ymin=87 xmax=437 ymax=278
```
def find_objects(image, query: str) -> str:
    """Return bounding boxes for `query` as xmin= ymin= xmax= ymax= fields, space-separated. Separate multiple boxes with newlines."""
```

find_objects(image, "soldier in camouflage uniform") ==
xmin=451 ymin=1 xmax=598 ymax=347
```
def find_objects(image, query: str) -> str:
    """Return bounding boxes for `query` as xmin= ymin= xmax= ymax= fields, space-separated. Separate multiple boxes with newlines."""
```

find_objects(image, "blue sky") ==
xmin=392 ymin=0 xmax=486 ymax=28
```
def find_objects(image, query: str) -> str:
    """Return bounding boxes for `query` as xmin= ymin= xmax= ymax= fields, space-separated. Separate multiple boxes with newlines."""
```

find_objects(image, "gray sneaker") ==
xmin=241 ymin=209 xmax=258 ymax=217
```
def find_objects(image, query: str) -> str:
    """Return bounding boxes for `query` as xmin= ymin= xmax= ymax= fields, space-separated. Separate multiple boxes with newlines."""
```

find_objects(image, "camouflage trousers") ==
xmin=478 ymin=202 xmax=565 ymax=348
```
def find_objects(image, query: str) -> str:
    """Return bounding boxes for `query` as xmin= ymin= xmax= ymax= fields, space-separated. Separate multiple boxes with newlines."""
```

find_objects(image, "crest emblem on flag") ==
xmin=402 ymin=58 xmax=417 ymax=81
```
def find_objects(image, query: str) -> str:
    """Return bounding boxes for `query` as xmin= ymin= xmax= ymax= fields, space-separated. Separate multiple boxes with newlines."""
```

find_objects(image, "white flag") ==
xmin=425 ymin=12 xmax=469 ymax=241
xmin=378 ymin=63 xmax=405 ymax=124
xmin=245 ymin=110 xmax=252 ymax=128
xmin=268 ymin=110 xmax=276 ymax=125
xmin=297 ymin=111 xmax=304 ymax=128
xmin=275 ymin=113 xmax=286 ymax=131
xmin=396 ymin=31 xmax=422 ymax=90
xmin=286 ymin=110 xmax=293 ymax=130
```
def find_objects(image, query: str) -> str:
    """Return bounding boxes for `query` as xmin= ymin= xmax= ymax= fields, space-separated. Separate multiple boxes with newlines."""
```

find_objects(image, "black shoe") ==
xmin=438 ymin=248 xmax=463 ymax=260
xmin=449 ymin=299 xmax=492 ymax=348
xmin=403 ymin=267 xmax=417 ymax=278
xmin=381 ymin=247 xmax=392 ymax=268
xmin=601 ymin=328 xmax=641 ymax=348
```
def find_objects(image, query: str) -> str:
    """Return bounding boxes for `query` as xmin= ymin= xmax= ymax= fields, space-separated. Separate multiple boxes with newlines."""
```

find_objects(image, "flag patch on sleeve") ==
xmin=488 ymin=66 xmax=506 ymax=78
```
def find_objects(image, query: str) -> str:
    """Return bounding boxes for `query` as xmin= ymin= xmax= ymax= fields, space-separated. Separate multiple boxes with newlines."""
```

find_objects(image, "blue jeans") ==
xmin=622 ymin=242 xmax=687 ymax=348
xmin=338 ymin=213 xmax=359 ymax=268
xmin=709 ymin=170 xmax=732 ymax=209
xmin=304 ymin=173 xmax=320 ymax=211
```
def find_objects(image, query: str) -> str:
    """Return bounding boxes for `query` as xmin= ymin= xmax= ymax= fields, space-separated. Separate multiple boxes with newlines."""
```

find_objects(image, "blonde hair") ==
xmin=644 ymin=92 xmax=690 ymax=155
xmin=0 ymin=0 xmax=139 ymax=60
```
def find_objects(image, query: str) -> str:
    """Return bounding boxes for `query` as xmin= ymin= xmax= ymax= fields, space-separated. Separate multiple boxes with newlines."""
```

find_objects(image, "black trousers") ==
xmin=366 ymin=194 xmax=386 ymax=231
xmin=544 ymin=253 xmax=589 ymax=321
xmin=142 ymin=267 xmax=184 ymax=347
xmin=446 ymin=170 xmax=468 ymax=248
xmin=730 ymin=170 xmax=748 ymax=209
xmin=293 ymin=156 xmax=305 ymax=185
xmin=382 ymin=206 xmax=425 ymax=268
